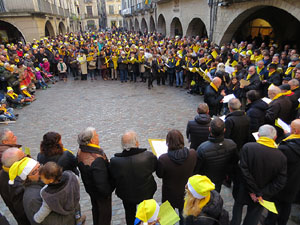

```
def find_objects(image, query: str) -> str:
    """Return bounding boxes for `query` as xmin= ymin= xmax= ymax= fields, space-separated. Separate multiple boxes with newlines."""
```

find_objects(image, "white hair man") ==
xmin=231 ymin=125 xmax=287 ymax=225
xmin=77 ymin=127 xmax=112 ymax=225
xmin=265 ymin=85 xmax=293 ymax=142
xmin=110 ymin=131 xmax=157 ymax=225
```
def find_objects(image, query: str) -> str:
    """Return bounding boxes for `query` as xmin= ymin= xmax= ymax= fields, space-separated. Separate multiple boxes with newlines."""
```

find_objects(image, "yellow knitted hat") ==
xmin=187 ymin=175 xmax=215 ymax=199
xmin=9 ymin=157 xmax=38 ymax=185
xmin=135 ymin=199 xmax=160 ymax=224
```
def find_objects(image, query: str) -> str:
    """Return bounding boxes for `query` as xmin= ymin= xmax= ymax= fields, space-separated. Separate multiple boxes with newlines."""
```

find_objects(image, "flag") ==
xmin=145 ymin=0 xmax=149 ymax=4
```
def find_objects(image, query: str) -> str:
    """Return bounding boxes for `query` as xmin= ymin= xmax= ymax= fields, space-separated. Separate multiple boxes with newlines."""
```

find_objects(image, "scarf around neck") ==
xmin=210 ymin=82 xmax=218 ymax=92
xmin=257 ymin=136 xmax=278 ymax=148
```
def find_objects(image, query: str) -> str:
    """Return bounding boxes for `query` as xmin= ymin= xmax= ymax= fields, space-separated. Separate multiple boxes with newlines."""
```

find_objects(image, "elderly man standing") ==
xmin=204 ymin=77 xmax=225 ymax=116
xmin=77 ymin=127 xmax=113 ymax=225
xmin=231 ymin=125 xmax=287 ymax=225
xmin=186 ymin=103 xmax=211 ymax=150
xmin=264 ymin=119 xmax=300 ymax=225
xmin=0 ymin=147 xmax=30 ymax=225
xmin=110 ymin=131 xmax=157 ymax=225
xmin=0 ymin=128 xmax=22 ymax=168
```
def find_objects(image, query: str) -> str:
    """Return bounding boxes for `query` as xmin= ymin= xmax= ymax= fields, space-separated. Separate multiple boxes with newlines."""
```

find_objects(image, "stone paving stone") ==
xmin=0 ymin=79 xmax=298 ymax=225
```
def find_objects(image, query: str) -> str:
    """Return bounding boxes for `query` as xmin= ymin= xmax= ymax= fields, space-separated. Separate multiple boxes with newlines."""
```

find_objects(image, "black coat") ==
xmin=274 ymin=138 xmax=300 ymax=203
xmin=243 ymin=73 xmax=261 ymax=92
xmin=109 ymin=148 xmax=157 ymax=203
xmin=77 ymin=145 xmax=113 ymax=199
xmin=184 ymin=190 xmax=229 ymax=225
xmin=156 ymin=148 xmax=197 ymax=209
xmin=246 ymin=99 xmax=268 ymax=134
xmin=236 ymin=142 xmax=287 ymax=204
xmin=195 ymin=135 xmax=238 ymax=188
xmin=204 ymin=85 xmax=223 ymax=116
xmin=37 ymin=151 xmax=79 ymax=175
xmin=0 ymin=171 xmax=30 ymax=225
xmin=224 ymin=110 xmax=250 ymax=151
xmin=186 ymin=114 xmax=211 ymax=150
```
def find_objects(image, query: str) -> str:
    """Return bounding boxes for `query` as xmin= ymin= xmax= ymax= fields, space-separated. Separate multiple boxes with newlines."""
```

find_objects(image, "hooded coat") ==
xmin=246 ymin=99 xmax=268 ymax=134
xmin=156 ymin=148 xmax=197 ymax=209
xmin=186 ymin=114 xmax=211 ymax=150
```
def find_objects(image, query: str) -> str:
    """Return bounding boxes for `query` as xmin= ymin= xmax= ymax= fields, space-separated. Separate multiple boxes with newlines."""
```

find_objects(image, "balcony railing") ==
xmin=58 ymin=6 xmax=64 ymax=16
xmin=2 ymin=0 xmax=36 ymax=13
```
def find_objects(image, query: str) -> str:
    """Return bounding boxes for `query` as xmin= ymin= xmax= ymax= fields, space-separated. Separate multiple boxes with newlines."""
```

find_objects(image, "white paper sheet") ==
xmin=219 ymin=115 xmax=226 ymax=121
xmin=223 ymin=94 xmax=236 ymax=103
xmin=252 ymin=132 xmax=259 ymax=141
xmin=206 ymin=72 xmax=213 ymax=81
xmin=262 ymin=97 xmax=272 ymax=104
xmin=225 ymin=66 xmax=235 ymax=74
xmin=150 ymin=140 xmax=168 ymax=158
xmin=277 ymin=118 xmax=291 ymax=133
xmin=298 ymin=98 xmax=300 ymax=103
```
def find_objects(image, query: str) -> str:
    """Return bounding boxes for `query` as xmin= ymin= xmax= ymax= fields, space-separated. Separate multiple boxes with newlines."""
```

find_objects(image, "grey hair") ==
xmin=228 ymin=98 xmax=241 ymax=111
xmin=121 ymin=131 xmax=138 ymax=151
xmin=77 ymin=127 xmax=96 ymax=146
xmin=258 ymin=125 xmax=277 ymax=140
xmin=0 ymin=128 xmax=11 ymax=143
xmin=268 ymin=85 xmax=281 ymax=95
xmin=289 ymin=79 xmax=299 ymax=87
xmin=1 ymin=147 xmax=23 ymax=168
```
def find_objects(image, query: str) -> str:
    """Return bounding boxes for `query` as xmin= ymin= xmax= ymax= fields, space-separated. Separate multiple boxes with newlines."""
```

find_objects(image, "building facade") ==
xmin=78 ymin=0 xmax=100 ymax=31
xmin=106 ymin=0 xmax=122 ymax=29
xmin=122 ymin=0 xmax=300 ymax=48
xmin=0 ymin=0 xmax=80 ymax=43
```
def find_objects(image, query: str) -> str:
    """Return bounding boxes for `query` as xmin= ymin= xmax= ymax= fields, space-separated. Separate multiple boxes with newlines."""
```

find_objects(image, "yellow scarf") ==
xmin=63 ymin=148 xmax=74 ymax=155
xmin=2 ymin=166 xmax=9 ymax=173
xmin=282 ymin=134 xmax=300 ymax=142
xmin=210 ymin=82 xmax=218 ymax=92
xmin=272 ymin=92 xmax=285 ymax=101
xmin=87 ymin=143 xmax=101 ymax=149
xmin=256 ymin=66 xmax=264 ymax=75
xmin=7 ymin=92 xmax=18 ymax=99
xmin=23 ymin=90 xmax=31 ymax=98
xmin=257 ymin=136 xmax=278 ymax=148
xmin=268 ymin=70 xmax=275 ymax=77
xmin=285 ymin=66 xmax=294 ymax=75
xmin=176 ymin=59 xmax=181 ymax=67
xmin=206 ymin=59 xmax=212 ymax=65
xmin=246 ymin=73 xmax=252 ymax=81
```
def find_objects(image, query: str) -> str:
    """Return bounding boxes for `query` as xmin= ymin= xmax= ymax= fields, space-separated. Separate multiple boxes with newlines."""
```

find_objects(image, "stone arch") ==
xmin=141 ymin=18 xmax=148 ymax=33
xmin=134 ymin=18 xmax=139 ymax=31
xmin=218 ymin=3 xmax=300 ymax=49
xmin=58 ymin=22 xmax=66 ymax=34
xmin=170 ymin=17 xmax=183 ymax=37
xmin=129 ymin=19 xmax=134 ymax=31
xmin=0 ymin=20 xmax=25 ymax=43
xmin=186 ymin=18 xmax=207 ymax=37
xmin=45 ymin=20 xmax=55 ymax=37
xmin=67 ymin=26 xmax=70 ymax=33
xmin=157 ymin=14 xmax=166 ymax=35
xmin=150 ymin=15 xmax=155 ymax=32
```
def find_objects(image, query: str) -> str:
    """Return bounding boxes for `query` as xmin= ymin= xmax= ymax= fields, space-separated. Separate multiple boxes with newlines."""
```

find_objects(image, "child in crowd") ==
xmin=20 ymin=85 xmax=35 ymax=102
xmin=0 ymin=102 xmax=18 ymax=121
xmin=57 ymin=58 xmax=67 ymax=82
xmin=33 ymin=162 xmax=86 ymax=225
xmin=41 ymin=58 xmax=50 ymax=73
xmin=35 ymin=68 xmax=48 ymax=89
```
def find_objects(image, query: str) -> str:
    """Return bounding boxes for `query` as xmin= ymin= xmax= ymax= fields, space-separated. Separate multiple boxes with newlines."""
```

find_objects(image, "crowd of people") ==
xmin=0 ymin=29 xmax=300 ymax=225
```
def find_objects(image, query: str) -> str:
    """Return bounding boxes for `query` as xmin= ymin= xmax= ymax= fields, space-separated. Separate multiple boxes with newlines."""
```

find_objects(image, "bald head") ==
xmin=121 ymin=131 xmax=139 ymax=151
xmin=268 ymin=85 xmax=281 ymax=100
xmin=291 ymin=119 xmax=300 ymax=134
xmin=212 ymin=77 xmax=222 ymax=88
xmin=1 ymin=147 xmax=25 ymax=168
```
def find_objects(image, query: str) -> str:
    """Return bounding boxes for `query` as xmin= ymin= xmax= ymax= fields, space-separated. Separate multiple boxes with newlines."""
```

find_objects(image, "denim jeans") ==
xmin=120 ymin=69 xmax=128 ymax=82
xmin=176 ymin=71 xmax=183 ymax=86
xmin=0 ymin=108 xmax=15 ymax=120
xmin=89 ymin=69 xmax=96 ymax=79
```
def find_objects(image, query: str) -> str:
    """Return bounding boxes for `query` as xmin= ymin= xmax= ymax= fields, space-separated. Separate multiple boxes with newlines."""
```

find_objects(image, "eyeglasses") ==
xmin=28 ymin=165 xmax=40 ymax=176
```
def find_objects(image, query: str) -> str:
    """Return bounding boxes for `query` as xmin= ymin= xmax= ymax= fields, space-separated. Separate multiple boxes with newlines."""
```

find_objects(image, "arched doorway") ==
xmin=157 ymin=14 xmax=166 ymax=35
xmin=134 ymin=18 xmax=139 ymax=31
xmin=220 ymin=6 xmax=300 ymax=49
xmin=170 ymin=17 xmax=183 ymax=37
xmin=186 ymin=18 xmax=207 ymax=37
xmin=45 ymin=20 xmax=55 ymax=37
xmin=141 ymin=18 xmax=148 ymax=33
xmin=129 ymin=19 xmax=134 ymax=31
xmin=58 ymin=22 xmax=66 ymax=34
xmin=150 ymin=16 xmax=155 ymax=32
xmin=0 ymin=20 xmax=25 ymax=44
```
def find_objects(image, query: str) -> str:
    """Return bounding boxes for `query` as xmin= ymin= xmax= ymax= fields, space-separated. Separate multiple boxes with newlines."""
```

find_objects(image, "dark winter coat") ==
xmin=186 ymin=114 xmax=211 ymax=150
xmin=109 ymin=148 xmax=157 ymax=203
xmin=204 ymin=85 xmax=224 ymax=116
xmin=156 ymin=148 xmax=197 ymax=209
xmin=117 ymin=57 xmax=128 ymax=70
xmin=241 ymin=73 xmax=261 ymax=98
xmin=274 ymin=138 xmax=300 ymax=203
xmin=246 ymin=99 xmax=268 ymax=134
xmin=0 ymin=170 xmax=30 ymax=225
xmin=77 ymin=145 xmax=113 ymax=199
xmin=236 ymin=142 xmax=287 ymax=204
xmin=23 ymin=182 xmax=76 ymax=225
xmin=195 ymin=135 xmax=238 ymax=188
xmin=185 ymin=190 xmax=229 ymax=225
xmin=224 ymin=110 xmax=250 ymax=151
xmin=37 ymin=150 xmax=79 ymax=175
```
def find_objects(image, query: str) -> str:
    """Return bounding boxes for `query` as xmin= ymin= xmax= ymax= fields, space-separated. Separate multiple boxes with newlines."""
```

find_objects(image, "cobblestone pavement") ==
xmin=0 ymin=78 xmax=299 ymax=225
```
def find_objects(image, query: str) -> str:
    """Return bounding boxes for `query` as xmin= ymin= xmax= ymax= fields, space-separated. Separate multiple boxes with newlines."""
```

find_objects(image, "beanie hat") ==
xmin=135 ymin=199 xmax=160 ymax=225
xmin=7 ymin=87 xmax=13 ymax=93
xmin=9 ymin=157 xmax=38 ymax=185
xmin=20 ymin=85 xmax=27 ymax=90
xmin=187 ymin=175 xmax=215 ymax=199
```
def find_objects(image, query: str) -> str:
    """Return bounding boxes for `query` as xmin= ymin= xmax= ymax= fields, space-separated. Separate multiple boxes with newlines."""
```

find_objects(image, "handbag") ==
xmin=89 ymin=61 xmax=96 ymax=67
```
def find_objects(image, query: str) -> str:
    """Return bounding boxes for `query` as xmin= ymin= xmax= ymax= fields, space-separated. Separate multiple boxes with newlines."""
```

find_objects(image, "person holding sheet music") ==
xmin=166 ymin=54 xmax=176 ymax=86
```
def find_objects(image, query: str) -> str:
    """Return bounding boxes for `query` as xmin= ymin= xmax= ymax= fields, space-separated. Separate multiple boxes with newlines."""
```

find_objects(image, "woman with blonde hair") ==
xmin=183 ymin=175 xmax=229 ymax=225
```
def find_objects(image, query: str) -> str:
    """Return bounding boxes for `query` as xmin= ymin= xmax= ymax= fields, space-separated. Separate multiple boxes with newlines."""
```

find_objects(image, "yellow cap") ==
xmin=20 ymin=85 xmax=27 ymax=90
xmin=9 ymin=157 xmax=38 ymax=185
xmin=7 ymin=87 xmax=13 ymax=92
xmin=136 ymin=199 xmax=159 ymax=223
xmin=187 ymin=175 xmax=215 ymax=199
